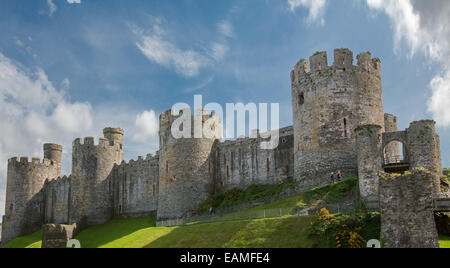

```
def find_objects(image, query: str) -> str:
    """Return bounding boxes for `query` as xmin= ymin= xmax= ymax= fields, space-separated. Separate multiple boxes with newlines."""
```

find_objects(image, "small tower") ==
xmin=355 ymin=124 xmax=383 ymax=202
xmin=69 ymin=127 xmax=124 ymax=226
xmin=291 ymin=49 xmax=385 ymax=190
xmin=1 ymin=144 xmax=62 ymax=245
xmin=157 ymin=109 xmax=221 ymax=220
xmin=44 ymin=143 xmax=63 ymax=174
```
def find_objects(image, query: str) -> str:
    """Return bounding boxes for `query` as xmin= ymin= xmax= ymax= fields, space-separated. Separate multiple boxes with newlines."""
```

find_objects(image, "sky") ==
xmin=0 ymin=0 xmax=449 ymax=217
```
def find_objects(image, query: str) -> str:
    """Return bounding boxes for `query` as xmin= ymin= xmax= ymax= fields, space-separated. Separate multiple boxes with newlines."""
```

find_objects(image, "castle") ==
xmin=1 ymin=48 xmax=444 ymax=246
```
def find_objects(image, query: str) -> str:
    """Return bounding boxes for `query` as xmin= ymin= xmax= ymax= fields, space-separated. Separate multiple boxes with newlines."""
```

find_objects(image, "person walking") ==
xmin=337 ymin=171 xmax=342 ymax=181
xmin=330 ymin=172 xmax=335 ymax=184
xmin=210 ymin=207 xmax=216 ymax=216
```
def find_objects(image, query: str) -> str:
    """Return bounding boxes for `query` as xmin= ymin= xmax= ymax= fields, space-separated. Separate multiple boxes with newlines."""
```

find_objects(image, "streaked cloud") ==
xmin=47 ymin=0 xmax=57 ymax=16
xmin=366 ymin=0 xmax=450 ymax=127
xmin=288 ymin=0 xmax=328 ymax=25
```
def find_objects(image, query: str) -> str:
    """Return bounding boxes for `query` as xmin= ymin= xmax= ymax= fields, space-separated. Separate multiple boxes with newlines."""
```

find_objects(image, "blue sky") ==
xmin=0 ymin=0 xmax=449 ymax=216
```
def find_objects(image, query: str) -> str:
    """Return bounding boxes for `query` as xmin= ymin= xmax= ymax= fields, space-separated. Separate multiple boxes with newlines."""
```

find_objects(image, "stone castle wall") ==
xmin=379 ymin=170 xmax=440 ymax=248
xmin=112 ymin=154 xmax=159 ymax=217
xmin=214 ymin=127 xmax=294 ymax=191
xmin=291 ymin=49 xmax=385 ymax=190
xmin=44 ymin=176 xmax=70 ymax=224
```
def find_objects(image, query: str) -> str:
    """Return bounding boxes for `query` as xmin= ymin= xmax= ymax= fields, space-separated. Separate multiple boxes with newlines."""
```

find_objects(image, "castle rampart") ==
xmin=214 ymin=126 xmax=294 ymax=191
xmin=112 ymin=153 xmax=159 ymax=218
xmin=44 ymin=176 xmax=71 ymax=224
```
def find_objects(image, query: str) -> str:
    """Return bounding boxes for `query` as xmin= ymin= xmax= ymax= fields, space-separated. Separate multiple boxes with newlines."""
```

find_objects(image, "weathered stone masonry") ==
xmin=1 ymin=48 xmax=446 ymax=248
xmin=291 ymin=49 xmax=385 ymax=191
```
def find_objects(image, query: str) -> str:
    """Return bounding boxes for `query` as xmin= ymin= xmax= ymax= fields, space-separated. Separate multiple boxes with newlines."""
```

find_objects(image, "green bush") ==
xmin=309 ymin=208 xmax=380 ymax=248
xmin=303 ymin=177 xmax=358 ymax=202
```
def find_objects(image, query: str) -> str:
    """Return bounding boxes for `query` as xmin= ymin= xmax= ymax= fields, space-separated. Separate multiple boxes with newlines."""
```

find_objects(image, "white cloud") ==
xmin=47 ymin=0 xmax=57 ymax=16
xmin=428 ymin=74 xmax=450 ymax=126
xmin=366 ymin=0 xmax=450 ymax=127
xmin=0 ymin=52 xmax=163 ymax=216
xmin=67 ymin=0 xmax=81 ymax=3
xmin=133 ymin=110 xmax=159 ymax=142
xmin=0 ymin=52 xmax=95 ymax=216
xmin=210 ymin=42 xmax=228 ymax=62
xmin=133 ymin=23 xmax=210 ymax=77
xmin=217 ymin=20 xmax=235 ymax=38
xmin=288 ymin=0 xmax=328 ymax=25
xmin=133 ymin=17 xmax=234 ymax=78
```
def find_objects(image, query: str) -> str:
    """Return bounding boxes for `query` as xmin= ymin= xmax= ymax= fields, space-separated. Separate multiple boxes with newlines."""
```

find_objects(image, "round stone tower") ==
xmin=1 ymin=144 xmax=62 ymax=245
xmin=157 ymin=108 xmax=221 ymax=220
xmin=291 ymin=49 xmax=385 ymax=190
xmin=44 ymin=143 xmax=63 ymax=174
xmin=69 ymin=127 xmax=124 ymax=226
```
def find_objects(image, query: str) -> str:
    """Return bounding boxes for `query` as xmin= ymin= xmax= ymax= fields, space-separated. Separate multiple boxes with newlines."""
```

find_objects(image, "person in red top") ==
xmin=337 ymin=171 xmax=342 ymax=181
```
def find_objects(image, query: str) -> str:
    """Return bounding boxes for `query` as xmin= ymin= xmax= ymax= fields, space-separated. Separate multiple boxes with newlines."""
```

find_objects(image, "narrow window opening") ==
xmin=298 ymin=92 xmax=305 ymax=105
xmin=343 ymin=118 xmax=348 ymax=138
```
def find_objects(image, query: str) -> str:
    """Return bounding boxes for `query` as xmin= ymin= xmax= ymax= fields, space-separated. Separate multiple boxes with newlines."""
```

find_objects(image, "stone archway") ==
xmin=382 ymin=131 xmax=409 ymax=173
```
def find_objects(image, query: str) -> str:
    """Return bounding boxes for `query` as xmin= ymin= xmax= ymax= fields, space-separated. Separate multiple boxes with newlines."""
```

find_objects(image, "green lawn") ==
xmin=439 ymin=235 xmax=450 ymax=248
xmin=2 ymin=229 xmax=42 ymax=248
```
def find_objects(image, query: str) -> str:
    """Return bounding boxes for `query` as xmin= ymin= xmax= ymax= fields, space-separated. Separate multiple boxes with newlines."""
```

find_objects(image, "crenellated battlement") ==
xmin=8 ymin=156 xmax=55 ymax=167
xmin=73 ymin=136 xmax=122 ymax=149
xmin=291 ymin=48 xmax=382 ymax=86
xmin=45 ymin=175 xmax=72 ymax=185
xmin=117 ymin=153 xmax=159 ymax=169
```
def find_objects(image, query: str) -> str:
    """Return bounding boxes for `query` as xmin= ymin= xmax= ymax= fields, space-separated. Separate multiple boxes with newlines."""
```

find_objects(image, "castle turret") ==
xmin=103 ymin=127 xmax=124 ymax=147
xmin=44 ymin=143 xmax=63 ymax=174
xmin=291 ymin=49 xmax=385 ymax=190
xmin=355 ymin=124 xmax=383 ymax=202
xmin=406 ymin=120 xmax=442 ymax=189
xmin=384 ymin=114 xmax=400 ymax=159
xmin=69 ymin=128 xmax=124 ymax=226
xmin=157 ymin=109 xmax=221 ymax=220
xmin=1 ymin=144 xmax=62 ymax=245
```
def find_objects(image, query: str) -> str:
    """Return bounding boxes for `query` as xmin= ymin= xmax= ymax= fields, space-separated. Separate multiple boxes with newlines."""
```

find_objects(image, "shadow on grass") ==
xmin=144 ymin=216 xmax=328 ymax=248
xmin=3 ymin=229 xmax=43 ymax=248
xmin=75 ymin=216 xmax=156 ymax=248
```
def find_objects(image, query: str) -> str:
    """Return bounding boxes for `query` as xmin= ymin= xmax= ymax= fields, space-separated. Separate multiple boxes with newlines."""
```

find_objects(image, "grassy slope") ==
xmin=2 ymin=230 xmax=42 ymax=248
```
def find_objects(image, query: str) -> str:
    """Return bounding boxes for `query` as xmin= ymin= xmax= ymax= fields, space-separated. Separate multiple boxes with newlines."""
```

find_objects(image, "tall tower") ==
xmin=291 ymin=49 xmax=385 ymax=190
xmin=157 ymin=108 xmax=221 ymax=220
xmin=69 ymin=128 xmax=124 ymax=226
xmin=1 ymin=144 xmax=62 ymax=245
